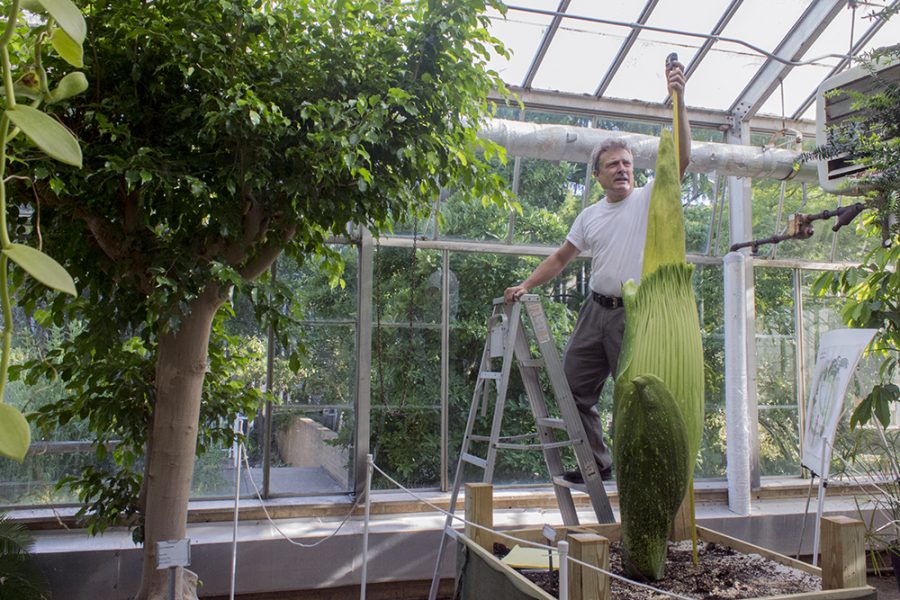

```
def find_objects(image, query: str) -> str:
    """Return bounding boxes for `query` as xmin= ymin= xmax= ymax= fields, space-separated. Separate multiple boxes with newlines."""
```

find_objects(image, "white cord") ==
xmin=370 ymin=462 xmax=694 ymax=600
xmin=232 ymin=448 xmax=716 ymax=600
xmin=240 ymin=443 xmax=364 ymax=548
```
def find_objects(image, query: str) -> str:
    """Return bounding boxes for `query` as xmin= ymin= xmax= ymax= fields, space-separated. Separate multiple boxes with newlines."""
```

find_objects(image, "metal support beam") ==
xmin=729 ymin=0 xmax=846 ymax=122
xmin=726 ymin=121 xmax=761 ymax=490
xmin=354 ymin=228 xmax=374 ymax=495
xmin=491 ymin=88 xmax=817 ymax=136
xmin=522 ymin=0 xmax=571 ymax=89
xmin=480 ymin=118 xmax=817 ymax=181
xmin=791 ymin=0 xmax=900 ymax=119
xmin=594 ymin=0 xmax=660 ymax=97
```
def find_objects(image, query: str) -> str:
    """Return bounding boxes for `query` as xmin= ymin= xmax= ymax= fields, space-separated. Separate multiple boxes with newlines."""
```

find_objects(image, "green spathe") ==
xmin=612 ymin=125 xmax=705 ymax=581
xmin=643 ymin=128 xmax=686 ymax=276
xmin=616 ymin=264 xmax=704 ymax=472
xmin=614 ymin=374 xmax=689 ymax=581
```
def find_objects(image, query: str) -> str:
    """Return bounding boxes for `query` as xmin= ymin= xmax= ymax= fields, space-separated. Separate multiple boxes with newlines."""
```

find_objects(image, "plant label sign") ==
xmin=801 ymin=328 xmax=877 ymax=479
xmin=156 ymin=539 xmax=191 ymax=570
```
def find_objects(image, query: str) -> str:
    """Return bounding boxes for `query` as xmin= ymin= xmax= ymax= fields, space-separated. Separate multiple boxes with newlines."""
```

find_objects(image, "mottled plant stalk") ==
xmin=0 ymin=1 xmax=19 ymax=404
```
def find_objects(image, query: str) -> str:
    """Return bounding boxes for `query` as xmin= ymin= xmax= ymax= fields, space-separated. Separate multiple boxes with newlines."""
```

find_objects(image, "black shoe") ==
xmin=563 ymin=469 xmax=584 ymax=484
xmin=563 ymin=467 xmax=613 ymax=484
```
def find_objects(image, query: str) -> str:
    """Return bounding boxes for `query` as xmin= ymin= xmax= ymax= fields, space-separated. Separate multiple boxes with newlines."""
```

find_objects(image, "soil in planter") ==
xmin=494 ymin=539 xmax=821 ymax=600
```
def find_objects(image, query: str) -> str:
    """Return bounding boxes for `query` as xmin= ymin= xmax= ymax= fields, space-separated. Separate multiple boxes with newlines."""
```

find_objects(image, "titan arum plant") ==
xmin=0 ymin=0 xmax=85 ymax=461
xmin=612 ymin=124 xmax=705 ymax=581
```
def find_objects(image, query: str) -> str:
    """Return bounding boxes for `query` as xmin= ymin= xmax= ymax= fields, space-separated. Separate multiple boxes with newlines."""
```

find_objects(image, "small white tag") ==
xmin=542 ymin=524 xmax=557 ymax=543
xmin=156 ymin=539 xmax=191 ymax=569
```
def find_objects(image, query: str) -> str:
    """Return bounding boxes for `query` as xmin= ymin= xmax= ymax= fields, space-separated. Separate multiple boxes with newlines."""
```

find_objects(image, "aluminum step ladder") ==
xmin=427 ymin=295 xmax=615 ymax=600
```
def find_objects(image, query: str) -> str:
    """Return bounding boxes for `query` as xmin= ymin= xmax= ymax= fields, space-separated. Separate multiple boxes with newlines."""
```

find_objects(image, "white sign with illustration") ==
xmin=800 ymin=328 xmax=878 ymax=479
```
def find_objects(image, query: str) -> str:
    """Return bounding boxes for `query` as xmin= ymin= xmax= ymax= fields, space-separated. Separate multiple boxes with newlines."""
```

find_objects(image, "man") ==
xmin=503 ymin=60 xmax=691 ymax=483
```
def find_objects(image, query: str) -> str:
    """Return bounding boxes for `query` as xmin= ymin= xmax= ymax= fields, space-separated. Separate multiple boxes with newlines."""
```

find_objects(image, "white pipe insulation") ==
xmin=480 ymin=118 xmax=817 ymax=182
xmin=723 ymin=251 xmax=752 ymax=516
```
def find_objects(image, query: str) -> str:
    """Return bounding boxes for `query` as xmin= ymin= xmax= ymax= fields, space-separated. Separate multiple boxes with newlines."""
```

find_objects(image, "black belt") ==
xmin=591 ymin=292 xmax=623 ymax=309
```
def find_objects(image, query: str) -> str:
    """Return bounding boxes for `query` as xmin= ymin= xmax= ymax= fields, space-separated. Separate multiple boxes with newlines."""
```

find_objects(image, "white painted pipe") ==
xmin=480 ymin=118 xmax=817 ymax=182
xmin=723 ymin=252 xmax=752 ymax=516
xmin=558 ymin=540 xmax=569 ymax=600
xmin=360 ymin=454 xmax=374 ymax=600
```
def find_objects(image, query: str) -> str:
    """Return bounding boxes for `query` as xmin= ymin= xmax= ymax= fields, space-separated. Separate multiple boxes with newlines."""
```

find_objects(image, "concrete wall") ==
xmin=276 ymin=416 xmax=349 ymax=482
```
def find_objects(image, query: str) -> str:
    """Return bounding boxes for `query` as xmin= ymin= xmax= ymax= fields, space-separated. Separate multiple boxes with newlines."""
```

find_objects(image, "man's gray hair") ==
xmin=591 ymin=139 xmax=632 ymax=174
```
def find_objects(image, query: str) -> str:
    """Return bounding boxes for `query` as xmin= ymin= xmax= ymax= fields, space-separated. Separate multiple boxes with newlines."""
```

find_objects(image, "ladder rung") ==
xmin=495 ymin=440 xmax=578 ymax=451
xmin=479 ymin=371 xmax=502 ymax=380
xmin=461 ymin=453 xmax=487 ymax=469
xmin=536 ymin=417 xmax=566 ymax=430
xmin=552 ymin=475 xmax=588 ymax=492
xmin=495 ymin=442 xmax=548 ymax=450
xmin=497 ymin=433 xmax=539 ymax=442
xmin=519 ymin=358 xmax=544 ymax=368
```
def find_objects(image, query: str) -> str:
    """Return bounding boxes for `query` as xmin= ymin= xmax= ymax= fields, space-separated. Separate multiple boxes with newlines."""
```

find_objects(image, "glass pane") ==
xmin=486 ymin=2 xmax=554 ymax=87
xmin=205 ymin=249 xmax=360 ymax=499
xmin=695 ymin=264 xmax=727 ymax=478
xmin=531 ymin=0 xmax=646 ymax=94
xmin=371 ymin=247 xmax=443 ymax=488
xmin=754 ymin=268 xmax=801 ymax=476
xmin=0 ymin=440 xmax=103 ymax=506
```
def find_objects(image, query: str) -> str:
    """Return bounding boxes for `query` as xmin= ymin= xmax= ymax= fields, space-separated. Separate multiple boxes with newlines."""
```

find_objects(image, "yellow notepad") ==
xmin=500 ymin=545 xmax=559 ymax=570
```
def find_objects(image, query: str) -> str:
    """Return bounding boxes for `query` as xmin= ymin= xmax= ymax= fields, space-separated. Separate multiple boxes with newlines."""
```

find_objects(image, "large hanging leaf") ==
xmin=36 ymin=0 xmax=86 ymax=44
xmin=5 ymin=105 xmax=82 ymax=167
xmin=50 ymin=28 xmax=84 ymax=68
xmin=0 ymin=403 xmax=31 ymax=462
xmin=3 ymin=244 xmax=77 ymax=296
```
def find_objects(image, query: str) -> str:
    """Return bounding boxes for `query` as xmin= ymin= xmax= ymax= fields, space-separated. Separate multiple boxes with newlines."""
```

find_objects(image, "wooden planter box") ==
xmin=454 ymin=484 xmax=876 ymax=600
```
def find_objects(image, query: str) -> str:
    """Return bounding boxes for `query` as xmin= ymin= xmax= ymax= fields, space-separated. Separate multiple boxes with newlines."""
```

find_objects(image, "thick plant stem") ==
xmin=0 ymin=255 xmax=10 ymax=403
xmin=0 ymin=3 xmax=16 ymax=406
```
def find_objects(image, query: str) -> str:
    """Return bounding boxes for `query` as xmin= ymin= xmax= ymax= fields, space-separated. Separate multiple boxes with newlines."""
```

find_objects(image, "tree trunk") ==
xmin=136 ymin=288 xmax=223 ymax=600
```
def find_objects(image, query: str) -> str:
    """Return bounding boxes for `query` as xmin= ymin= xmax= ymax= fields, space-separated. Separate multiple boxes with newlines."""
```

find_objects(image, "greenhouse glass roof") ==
xmin=485 ymin=0 xmax=899 ymax=125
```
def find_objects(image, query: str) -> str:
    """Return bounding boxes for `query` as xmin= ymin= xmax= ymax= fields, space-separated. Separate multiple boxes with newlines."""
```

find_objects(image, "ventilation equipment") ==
xmin=815 ymin=52 xmax=900 ymax=194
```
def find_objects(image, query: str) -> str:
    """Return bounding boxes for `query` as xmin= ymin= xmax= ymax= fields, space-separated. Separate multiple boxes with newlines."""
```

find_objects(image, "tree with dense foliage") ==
xmin=12 ymin=0 xmax=510 ymax=597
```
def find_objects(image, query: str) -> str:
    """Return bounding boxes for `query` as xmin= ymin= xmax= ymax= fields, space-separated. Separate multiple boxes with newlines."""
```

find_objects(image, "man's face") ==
xmin=594 ymin=148 xmax=634 ymax=202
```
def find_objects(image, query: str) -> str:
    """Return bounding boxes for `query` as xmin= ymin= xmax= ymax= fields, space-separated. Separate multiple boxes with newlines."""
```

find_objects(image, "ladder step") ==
xmin=479 ymin=371 xmax=502 ymax=380
xmin=495 ymin=440 xmax=577 ymax=451
xmin=471 ymin=432 xmax=537 ymax=443
xmin=461 ymin=452 xmax=487 ymax=469
xmin=536 ymin=417 xmax=567 ymax=430
xmin=552 ymin=475 xmax=588 ymax=492
xmin=519 ymin=358 xmax=544 ymax=368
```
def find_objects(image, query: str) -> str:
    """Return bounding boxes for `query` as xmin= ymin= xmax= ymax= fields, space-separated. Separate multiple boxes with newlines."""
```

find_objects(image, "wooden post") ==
xmin=566 ymin=533 xmax=609 ymax=600
xmin=464 ymin=483 xmax=493 ymax=552
xmin=820 ymin=515 xmax=866 ymax=590
xmin=670 ymin=492 xmax=692 ymax=541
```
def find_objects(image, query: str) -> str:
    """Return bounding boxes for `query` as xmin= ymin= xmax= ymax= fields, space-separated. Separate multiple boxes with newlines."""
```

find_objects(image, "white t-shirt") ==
xmin=566 ymin=180 xmax=654 ymax=297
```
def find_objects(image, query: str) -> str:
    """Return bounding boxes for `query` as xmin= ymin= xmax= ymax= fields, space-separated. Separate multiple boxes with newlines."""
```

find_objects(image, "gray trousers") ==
xmin=562 ymin=297 xmax=626 ymax=472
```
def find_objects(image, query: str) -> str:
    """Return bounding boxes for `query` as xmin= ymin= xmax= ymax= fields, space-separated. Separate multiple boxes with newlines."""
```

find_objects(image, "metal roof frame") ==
xmin=521 ymin=0 xmax=571 ymax=88
xmin=593 ymin=0 xmax=661 ymax=97
xmin=488 ymin=87 xmax=817 ymax=137
xmin=497 ymin=1 xmax=897 ymax=128
xmin=728 ymin=0 xmax=846 ymax=123
xmin=791 ymin=0 xmax=900 ymax=119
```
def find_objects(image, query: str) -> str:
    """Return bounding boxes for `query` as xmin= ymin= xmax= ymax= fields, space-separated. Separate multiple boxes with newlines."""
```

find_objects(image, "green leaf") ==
xmin=5 ymin=105 xmax=82 ymax=167
xmin=49 ymin=71 xmax=88 ymax=102
xmin=3 ymin=243 xmax=77 ymax=296
xmin=38 ymin=0 xmax=86 ymax=44
xmin=0 ymin=403 xmax=31 ymax=462
xmin=50 ymin=28 xmax=84 ymax=68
